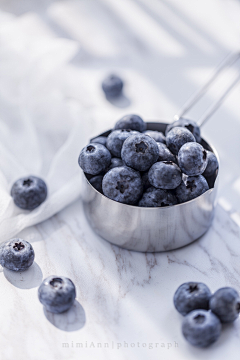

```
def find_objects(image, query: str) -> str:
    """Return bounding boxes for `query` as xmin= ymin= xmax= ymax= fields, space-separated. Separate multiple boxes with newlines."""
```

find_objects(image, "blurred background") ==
xmin=0 ymin=0 xmax=240 ymax=226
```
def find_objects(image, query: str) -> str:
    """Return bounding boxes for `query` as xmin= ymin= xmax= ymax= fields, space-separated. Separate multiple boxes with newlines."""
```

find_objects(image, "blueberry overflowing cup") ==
xmin=79 ymin=118 xmax=219 ymax=252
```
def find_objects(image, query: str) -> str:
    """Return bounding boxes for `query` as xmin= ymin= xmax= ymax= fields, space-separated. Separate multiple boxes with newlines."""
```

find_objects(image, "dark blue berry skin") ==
xmin=106 ymin=129 xmax=139 ymax=158
xmin=102 ymin=74 xmax=123 ymax=98
xmin=121 ymin=134 xmax=159 ymax=172
xmin=178 ymin=142 xmax=208 ymax=176
xmin=203 ymin=151 xmax=219 ymax=177
xmin=157 ymin=142 xmax=176 ymax=163
xmin=89 ymin=175 xmax=103 ymax=194
xmin=174 ymin=282 xmax=211 ymax=316
xmin=166 ymin=127 xmax=196 ymax=155
xmin=175 ymin=175 xmax=209 ymax=203
xmin=0 ymin=238 xmax=35 ymax=272
xmin=114 ymin=114 xmax=147 ymax=133
xmin=148 ymin=161 xmax=182 ymax=190
xmin=165 ymin=118 xmax=201 ymax=143
xmin=102 ymin=166 xmax=143 ymax=205
xmin=38 ymin=276 xmax=76 ymax=314
xmin=91 ymin=136 xmax=107 ymax=146
xmin=11 ymin=176 xmax=47 ymax=210
xmin=139 ymin=186 xmax=177 ymax=207
xmin=108 ymin=157 xmax=125 ymax=171
xmin=78 ymin=143 xmax=111 ymax=175
xmin=209 ymin=287 xmax=240 ymax=323
xmin=144 ymin=130 xmax=166 ymax=144
xmin=182 ymin=309 xmax=222 ymax=348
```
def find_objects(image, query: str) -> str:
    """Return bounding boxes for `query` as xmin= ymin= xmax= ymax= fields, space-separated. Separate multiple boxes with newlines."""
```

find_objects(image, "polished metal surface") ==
xmin=81 ymin=122 xmax=219 ymax=252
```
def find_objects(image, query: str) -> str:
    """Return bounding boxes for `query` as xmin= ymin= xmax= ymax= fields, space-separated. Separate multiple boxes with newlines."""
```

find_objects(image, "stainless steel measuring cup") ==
xmin=81 ymin=52 xmax=240 ymax=252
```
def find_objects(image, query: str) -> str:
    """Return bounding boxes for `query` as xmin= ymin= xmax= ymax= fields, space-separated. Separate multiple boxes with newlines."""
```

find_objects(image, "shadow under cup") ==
xmin=81 ymin=122 xmax=219 ymax=252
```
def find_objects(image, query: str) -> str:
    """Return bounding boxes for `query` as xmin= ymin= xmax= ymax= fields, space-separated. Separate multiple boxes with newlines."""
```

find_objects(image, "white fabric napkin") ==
xmin=0 ymin=14 xmax=93 ymax=243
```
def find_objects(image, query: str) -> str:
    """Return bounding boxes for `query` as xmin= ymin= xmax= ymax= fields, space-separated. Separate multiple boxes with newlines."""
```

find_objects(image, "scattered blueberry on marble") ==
xmin=121 ymin=134 xmax=159 ymax=172
xmin=203 ymin=150 xmax=219 ymax=178
xmin=89 ymin=175 xmax=104 ymax=194
xmin=102 ymin=74 xmax=123 ymax=98
xmin=178 ymin=142 xmax=208 ymax=176
xmin=114 ymin=114 xmax=147 ymax=133
xmin=139 ymin=186 xmax=177 ymax=207
xmin=0 ymin=238 xmax=35 ymax=272
xmin=91 ymin=136 xmax=107 ymax=146
xmin=144 ymin=130 xmax=166 ymax=144
xmin=175 ymin=175 xmax=209 ymax=203
xmin=38 ymin=275 xmax=76 ymax=314
xmin=165 ymin=118 xmax=201 ymax=143
xmin=11 ymin=176 xmax=48 ymax=210
xmin=174 ymin=282 xmax=212 ymax=316
xmin=157 ymin=142 xmax=176 ymax=163
xmin=210 ymin=287 xmax=240 ymax=323
xmin=166 ymin=127 xmax=196 ymax=155
xmin=148 ymin=161 xmax=182 ymax=190
xmin=102 ymin=166 xmax=143 ymax=205
xmin=78 ymin=143 xmax=111 ymax=175
xmin=182 ymin=309 xmax=222 ymax=348
xmin=106 ymin=129 xmax=139 ymax=158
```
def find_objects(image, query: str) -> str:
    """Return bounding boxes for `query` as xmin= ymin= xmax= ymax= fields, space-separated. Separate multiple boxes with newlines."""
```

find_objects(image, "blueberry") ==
xmin=166 ymin=127 xmax=196 ymax=155
xmin=139 ymin=186 xmax=177 ymax=207
xmin=182 ymin=309 xmax=222 ymax=348
xmin=11 ymin=176 xmax=48 ymax=210
xmin=102 ymin=74 xmax=123 ymax=98
xmin=148 ymin=161 xmax=182 ymax=190
xmin=121 ymin=134 xmax=159 ymax=171
xmin=89 ymin=175 xmax=103 ymax=194
xmin=102 ymin=166 xmax=143 ymax=205
xmin=209 ymin=287 xmax=240 ymax=323
xmin=114 ymin=114 xmax=147 ymax=132
xmin=178 ymin=142 xmax=208 ymax=176
xmin=106 ymin=129 xmax=139 ymax=158
xmin=144 ymin=130 xmax=166 ymax=144
xmin=166 ymin=118 xmax=201 ymax=143
xmin=174 ymin=282 xmax=211 ymax=316
xmin=78 ymin=143 xmax=111 ymax=175
xmin=175 ymin=175 xmax=209 ymax=203
xmin=157 ymin=142 xmax=176 ymax=163
xmin=0 ymin=238 xmax=35 ymax=272
xmin=91 ymin=136 xmax=107 ymax=146
xmin=203 ymin=151 xmax=219 ymax=177
xmin=38 ymin=275 xmax=76 ymax=314
xmin=108 ymin=157 xmax=125 ymax=171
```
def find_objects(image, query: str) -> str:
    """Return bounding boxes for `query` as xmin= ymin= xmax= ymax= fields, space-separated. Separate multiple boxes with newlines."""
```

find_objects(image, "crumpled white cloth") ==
xmin=0 ymin=13 xmax=93 ymax=242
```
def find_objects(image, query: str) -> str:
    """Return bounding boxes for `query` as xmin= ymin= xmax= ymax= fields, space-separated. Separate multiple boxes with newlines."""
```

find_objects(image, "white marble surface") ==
xmin=0 ymin=0 xmax=240 ymax=359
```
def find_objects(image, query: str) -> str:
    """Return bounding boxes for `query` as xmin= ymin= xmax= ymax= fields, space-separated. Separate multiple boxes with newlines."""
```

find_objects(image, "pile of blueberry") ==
xmin=78 ymin=114 xmax=219 ymax=207
xmin=0 ymin=238 xmax=76 ymax=314
xmin=174 ymin=282 xmax=240 ymax=347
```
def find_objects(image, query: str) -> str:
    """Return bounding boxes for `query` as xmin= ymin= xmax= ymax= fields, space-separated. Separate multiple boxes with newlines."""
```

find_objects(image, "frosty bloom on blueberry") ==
xmin=165 ymin=117 xmax=201 ymax=143
xmin=166 ymin=126 xmax=196 ymax=155
xmin=102 ymin=166 xmax=143 ymax=205
xmin=139 ymin=187 xmax=177 ymax=207
xmin=210 ymin=287 xmax=240 ymax=323
xmin=106 ymin=129 xmax=139 ymax=158
xmin=38 ymin=275 xmax=76 ymax=314
xmin=78 ymin=143 xmax=111 ymax=175
xmin=0 ymin=238 xmax=35 ymax=272
xmin=121 ymin=134 xmax=159 ymax=172
xmin=144 ymin=130 xmax=166 ymax=144
xmin=182 ymin=309 xmax=222 ymax=348
xmin=114 ymin=114 xmax=147 ymax=132
xmin=178 ymin=142 xmax=208 ymax=176
xmin=148 ymin=161 xmax=182 ymax=190
xmin=11 ymin=176 xmax=47 ymax=210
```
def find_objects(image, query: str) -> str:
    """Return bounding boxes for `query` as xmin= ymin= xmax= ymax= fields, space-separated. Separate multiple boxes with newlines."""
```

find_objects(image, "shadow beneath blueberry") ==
xmin=106 ymin=93 xmax=131 ymax=108
xmin=43 ymin=300 xmax=86 ymax=332
xmin=3 ymin=262 xmax=43 ymax=289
